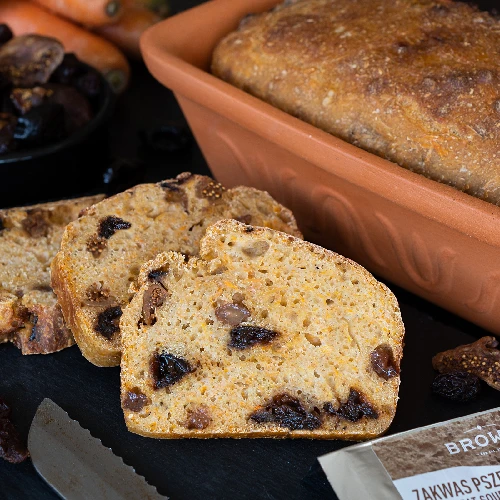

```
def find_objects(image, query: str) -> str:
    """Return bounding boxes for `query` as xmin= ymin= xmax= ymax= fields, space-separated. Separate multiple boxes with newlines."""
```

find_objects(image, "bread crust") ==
xmin=212 ymin=0 xmax=500 ymax=205
xmin=120 ymin=221 xmax=404 ymax=439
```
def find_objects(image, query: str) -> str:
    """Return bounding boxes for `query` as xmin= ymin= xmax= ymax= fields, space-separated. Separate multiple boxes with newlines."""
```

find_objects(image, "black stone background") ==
xmin=1 ymin=1 xmax=499 ymax=499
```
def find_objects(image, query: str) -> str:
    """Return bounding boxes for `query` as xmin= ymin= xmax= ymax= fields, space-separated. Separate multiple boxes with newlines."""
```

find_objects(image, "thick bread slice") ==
xmin=120 ymin=220 xmax=404 ymax=439
xmin=0 ymin=195 xmax=104 ymax=354
xmin=51 ymin=173 xmax=302 ymax=367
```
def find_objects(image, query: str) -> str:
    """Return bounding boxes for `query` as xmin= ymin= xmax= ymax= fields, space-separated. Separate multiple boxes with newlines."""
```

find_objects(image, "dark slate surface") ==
xmin=1 ymin=1 xmax=499 ymax=499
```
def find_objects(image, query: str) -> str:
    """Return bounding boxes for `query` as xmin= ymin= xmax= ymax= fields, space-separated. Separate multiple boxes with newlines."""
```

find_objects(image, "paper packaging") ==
xmin=319 ymin=407 xmax=500 ymax=500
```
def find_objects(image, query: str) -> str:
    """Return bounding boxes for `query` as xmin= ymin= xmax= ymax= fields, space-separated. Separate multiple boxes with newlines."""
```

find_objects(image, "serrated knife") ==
xmin=28 ymin=398 xmax=167 ymax=500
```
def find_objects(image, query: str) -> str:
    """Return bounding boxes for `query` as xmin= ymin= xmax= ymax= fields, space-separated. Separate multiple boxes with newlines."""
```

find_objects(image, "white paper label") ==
xmin=393 ymin=465 xmax=500 ymax=500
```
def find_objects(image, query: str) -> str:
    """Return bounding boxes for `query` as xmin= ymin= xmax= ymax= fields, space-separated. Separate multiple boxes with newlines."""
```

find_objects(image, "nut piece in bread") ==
xmin=51 ymin=173 xmax=302 ymax=367
xmin=120 ymin=220 xmax=404 ymax=439
xmin=0 ymin=195 xmax=104 ymax=354
xmin=212 ymin=0 xmax=500 ymax=205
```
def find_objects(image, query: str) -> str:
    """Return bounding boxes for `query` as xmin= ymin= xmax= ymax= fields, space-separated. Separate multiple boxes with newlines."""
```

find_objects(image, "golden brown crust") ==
xmin=212 ymin=0 xmax=500 ymax=205
xmin=121 ymin=220 xmax=404 ymax=439
xmin=51 ymin=251 xmax=120 ymax=365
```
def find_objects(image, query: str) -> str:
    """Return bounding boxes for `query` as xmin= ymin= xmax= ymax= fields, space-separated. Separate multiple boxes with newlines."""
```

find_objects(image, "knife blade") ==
xmin=28 ymin=398 xmax=167 ymax=500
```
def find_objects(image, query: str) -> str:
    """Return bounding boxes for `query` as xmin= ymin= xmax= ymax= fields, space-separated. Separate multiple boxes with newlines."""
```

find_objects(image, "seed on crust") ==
xmin=195 ymin=177 xmax=226 ymax=200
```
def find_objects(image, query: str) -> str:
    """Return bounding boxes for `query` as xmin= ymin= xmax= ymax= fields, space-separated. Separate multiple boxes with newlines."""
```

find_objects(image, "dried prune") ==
xmin=51 ymin=53 xmax=102 ymax=98
xmin=324 ymin=389 xmax=378 ymax=422
xmin=215 ymin=302 xmax=251 ymax=326
xmin=250 ymin=393 xmax=321 ymax=431
xmin=44 ymin=83 xmax=93 ymax=133
xmin=98 ymin=216 xmax=131 ymax=239
xmin=0 ymin=25 xmax=13 ymax=47
xmin=229 ymin=325 xmax=278 ymax=349
xmin=0 ymin=71 xmax=9 ymax=92
xmin=432 ymin=336 xmax=500 ymax=390
xmin=0 ymin=398 xmax=29 ymax=464
xmin=14 ymin=101 xmax=65 ymax=145
xmin=151 ymin=352 xmax=194 ymax=389
xmin=0 ymin=112 xmax=17 ymax=154
xmin=370 ymin=345 xmax=399 ymax=380
xmin=75 ymin=68 xmax=102 ymax=98
xmin=122 ymin=388 xmax=150 ymax=412
xmin=432 ymin=371 xmax=481 ymax=402
xmin=95 ymin=306 xmax=122 ymax=339
xmin=50 ymin=53 xmax=85 ymax=85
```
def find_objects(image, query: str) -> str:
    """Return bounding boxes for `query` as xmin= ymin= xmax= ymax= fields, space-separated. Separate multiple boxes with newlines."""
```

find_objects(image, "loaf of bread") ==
xmin=212 ymin=0 xmax=500 ymax=205
xmin=120 ymin=220 xmax=404 ymax=439
xmin=0 ymin=195 xmax=104 ymax=354
xmin=51 ymin=173 xmax=302 ymax=367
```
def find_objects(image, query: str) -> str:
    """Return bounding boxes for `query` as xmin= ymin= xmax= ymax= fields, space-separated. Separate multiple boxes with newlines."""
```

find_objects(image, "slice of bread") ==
xmin=51 ymin=173 xmax=302 ymax=367
xmin=0 ymin=195 xmax=104 ymax=354
xmin=120 ymin=220 xmax=404 ymax=439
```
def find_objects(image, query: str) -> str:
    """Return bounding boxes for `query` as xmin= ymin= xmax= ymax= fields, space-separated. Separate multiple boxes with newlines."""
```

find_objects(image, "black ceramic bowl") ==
xmin=0 ymin=72 xmax=115 ymax=209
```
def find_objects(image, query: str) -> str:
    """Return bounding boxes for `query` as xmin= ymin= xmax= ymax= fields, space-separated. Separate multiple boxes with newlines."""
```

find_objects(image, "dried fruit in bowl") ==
xmin=0 ymin=34 xmax=64 ymax=87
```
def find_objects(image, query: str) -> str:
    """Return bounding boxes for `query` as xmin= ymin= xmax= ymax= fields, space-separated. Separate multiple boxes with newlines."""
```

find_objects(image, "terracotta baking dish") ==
xmin=141 ymin=0 xmax=500 ymax=334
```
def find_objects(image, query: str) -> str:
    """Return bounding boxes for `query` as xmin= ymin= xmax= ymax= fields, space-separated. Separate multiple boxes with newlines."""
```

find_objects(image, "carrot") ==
xmin=0 ymin=1 xmax=130 ymax=93
xmin=31 ymin=0 xmax=122 ymax=27
xmin=124 ymin=0 xmax=170 ymax=18
xmin=96 ymin=6 xmax=161 ymax=58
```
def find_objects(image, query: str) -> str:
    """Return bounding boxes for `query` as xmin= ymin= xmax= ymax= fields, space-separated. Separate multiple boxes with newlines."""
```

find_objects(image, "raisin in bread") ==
xmin=120 ymin=219 xmax=404 ymax=439
xmin=0 ymin=195 xmax=104 ymax=354
xmin=51 ymin=173 xmax=301 ymax=367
